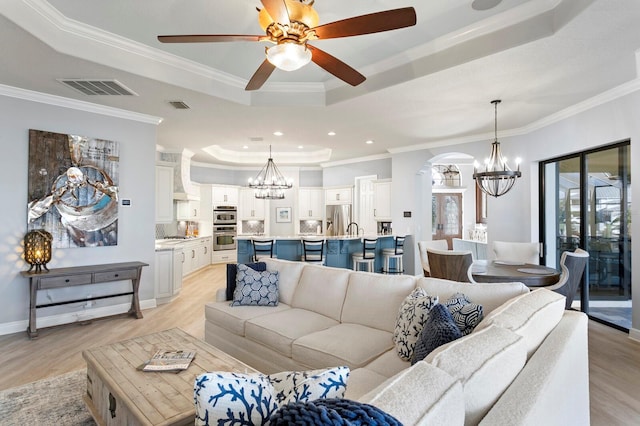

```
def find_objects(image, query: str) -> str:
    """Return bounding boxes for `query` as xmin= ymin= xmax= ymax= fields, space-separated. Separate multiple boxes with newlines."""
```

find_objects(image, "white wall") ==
xmin=0 ymin=92 xmax=158 ymax=335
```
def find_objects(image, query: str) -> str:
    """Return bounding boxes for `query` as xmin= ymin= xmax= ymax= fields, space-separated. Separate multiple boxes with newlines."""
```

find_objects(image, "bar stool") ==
xmin=301 ymin=239 xmax=325 ymax=265
xmin=252 ymin=239 xmax=275 ymax=262
xmin=352 ymin=238 xmax=377 ymax=272
xmin=382 ymin=236 xmax=405 ymax=274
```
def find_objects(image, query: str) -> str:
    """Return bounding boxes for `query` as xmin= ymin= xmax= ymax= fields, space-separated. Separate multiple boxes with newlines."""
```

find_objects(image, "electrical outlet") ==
xmin=85 ymin=295 xmax=93 ymax=308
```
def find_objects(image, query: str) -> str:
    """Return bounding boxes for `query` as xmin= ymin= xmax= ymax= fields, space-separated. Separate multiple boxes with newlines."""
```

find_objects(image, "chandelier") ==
xmin=473 ymin=100 xmax=522 ymax=197
xmin=248 ymin=145 xmax=293 ymax=199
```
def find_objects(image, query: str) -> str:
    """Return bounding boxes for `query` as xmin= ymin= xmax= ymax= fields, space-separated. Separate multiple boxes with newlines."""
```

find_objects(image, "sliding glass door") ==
xmin=540 ymin=141 xmax=631 ymax=330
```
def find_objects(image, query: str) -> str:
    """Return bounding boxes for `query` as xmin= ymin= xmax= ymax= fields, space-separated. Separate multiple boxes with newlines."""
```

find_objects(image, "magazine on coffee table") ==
xmin=142 ymin=350 xmax=196 ymax=372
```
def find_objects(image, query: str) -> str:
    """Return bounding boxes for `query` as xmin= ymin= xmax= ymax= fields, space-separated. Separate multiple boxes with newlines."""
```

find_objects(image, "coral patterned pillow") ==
xmin=393 ymin=287 xmax=439 ymax=361
xmin=267 ymin=366 xmax=350 ymax=405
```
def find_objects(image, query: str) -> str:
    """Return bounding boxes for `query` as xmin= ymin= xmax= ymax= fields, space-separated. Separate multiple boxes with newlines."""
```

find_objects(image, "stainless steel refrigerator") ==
xmin=326 ymin=204 xmax=352 ymax=236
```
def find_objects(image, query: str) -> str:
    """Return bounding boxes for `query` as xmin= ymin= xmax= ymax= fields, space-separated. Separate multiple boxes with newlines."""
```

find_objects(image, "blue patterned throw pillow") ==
xmin=267 ymin=366 xmax=350 ymax=405
xmin=393 ymin=287 xmax=439 ymax=361
xmin=194 ymin=372 xmax=279 ymax=426
xmin=231 ymin=264 xmax=279 ymax=306
xmin=269 ymin=398 xmax=402 ymax=425
xmin=411 ymin=303 xmax=463 ymax=365
xmin=444 ymin=292 xmax=484 ymax=335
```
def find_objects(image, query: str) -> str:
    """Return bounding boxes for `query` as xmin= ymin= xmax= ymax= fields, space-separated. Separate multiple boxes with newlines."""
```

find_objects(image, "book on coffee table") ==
xmin=142 ymin=349 xmax=196 ymax=372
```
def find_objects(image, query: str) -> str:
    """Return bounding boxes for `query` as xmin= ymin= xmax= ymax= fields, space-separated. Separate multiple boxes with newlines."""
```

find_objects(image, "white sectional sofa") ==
xmin=204 ymin=258 xmax=589 ymax=425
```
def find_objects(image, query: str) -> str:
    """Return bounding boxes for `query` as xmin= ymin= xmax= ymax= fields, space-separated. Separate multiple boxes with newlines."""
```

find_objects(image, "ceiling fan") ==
xmin=158 ymin=0 xmax=416 ymax=90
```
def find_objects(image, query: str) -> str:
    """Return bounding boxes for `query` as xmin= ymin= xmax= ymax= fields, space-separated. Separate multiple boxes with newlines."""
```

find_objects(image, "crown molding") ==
xmin=320 ymin=152 xmax=391 ymax=168
xmin=0 ymin=83 xmax=162 ymax=124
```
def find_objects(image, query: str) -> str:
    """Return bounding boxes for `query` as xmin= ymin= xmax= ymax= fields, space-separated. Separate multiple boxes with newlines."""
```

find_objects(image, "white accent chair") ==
xmin=492 ymin=241 xmax=541 ymax=265
xmin=417 ymin=240 xmax=448 ymax=276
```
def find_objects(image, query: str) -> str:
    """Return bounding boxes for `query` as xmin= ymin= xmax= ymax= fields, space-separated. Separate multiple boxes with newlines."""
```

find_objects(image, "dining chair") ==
xmin=417 ymin=240 xmax=449 ymax=276
xmin=492 ymin=241 xmax=541 ymax=265
xmin=252 ymin=239 xmax=276 ymax=262
xmin=301 ymin=239 xmax=325 ymax=265
xmin=382 ymin=236 xmax=405 ymax=274
xmin=545 ymin=248 xmax=589 ymax=309
xmin=426 ymin=248 xmax=474 ymax=282
xmin=352 ymin=238 xmax=378 ymax=272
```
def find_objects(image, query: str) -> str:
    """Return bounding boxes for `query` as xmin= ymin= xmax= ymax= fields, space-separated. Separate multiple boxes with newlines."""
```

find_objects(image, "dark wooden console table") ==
xmin=21 ymin=261 xmax=148 ymax=338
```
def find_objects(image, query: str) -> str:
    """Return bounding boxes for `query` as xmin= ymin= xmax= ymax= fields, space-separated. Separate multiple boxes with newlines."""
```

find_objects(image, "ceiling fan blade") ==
xmin=308 ymin=45 xmax=365 ymax=87
xmin=158 ymin=35 xmax=264 ymax=43
xmin=312 ymin=7 xmax=416 ymax=40
xmin=246 ymin=59 xmax=276 ymax=91
xmin=260 ymin=0 xmax=290 ymax=25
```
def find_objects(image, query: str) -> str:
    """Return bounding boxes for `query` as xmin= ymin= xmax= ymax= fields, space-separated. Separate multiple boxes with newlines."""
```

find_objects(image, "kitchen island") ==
xmin=236 ymin=234 xmax=400 ymax=272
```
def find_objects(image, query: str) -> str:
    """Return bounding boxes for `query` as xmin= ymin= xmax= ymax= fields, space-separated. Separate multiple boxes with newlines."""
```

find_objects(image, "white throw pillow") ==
xmin=267 ymin=366 xmax=350 ymax=405
xmin=231 ymin=264 xmax=279 ymax=306
xmin=194 ymin=372 xmax=278 ymax=425
xmin=393 ymin=287 xmax=439 ymax=361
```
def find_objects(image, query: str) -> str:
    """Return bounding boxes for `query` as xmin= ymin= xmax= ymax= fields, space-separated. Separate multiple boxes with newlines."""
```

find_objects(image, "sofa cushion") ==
xmin=267 ymin=366 xmax=350 ymax=405
xmin=474 ymin=288 xmax=565 ymax=358
xmin=344 ymin=368 xmax=389 ymax=400
xmin=393 ymin=287 xmax=439 ymax=361
xmin=425 ymin=324 xmax=526 ymax=426
xmin=411 ymin=304 xmax=463 ymax=365
xmin=292 ymin=264 xmax=351 ymax=321
xmin=194 ymin=371 xmax=278 ymax=425
xmin=246 ymin=308 xmax=339 ymax=357
xmin=263 ymin=259 xmax=306 ymax=305
xmin=359 ymin=361 xmax=465 ymax=426
xmin=444 ymin=293 xmax=484 ymax=335
xmin=363 ymin=349 xmax=411 ymax=379
xmin=292 ymin=323 xmax=394 ymax=369
xmin=341 ymin=272 xmax=416 ymax=333
xmin=231 ymin=264 xmax=279 ymax=306
xmin=226 ymin=262 xmax=266 ymax=301
xmin=204 ymin=301 xmax=291 ymax=336
xmin=269 ymin=398 xmax=402 ymax=425
xmin=417 ymin=277 xmax=529 ymax=314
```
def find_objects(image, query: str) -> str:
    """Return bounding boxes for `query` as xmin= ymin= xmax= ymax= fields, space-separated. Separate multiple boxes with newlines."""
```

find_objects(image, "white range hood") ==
xmin=160 ymin=149 xmax=200 ymax=201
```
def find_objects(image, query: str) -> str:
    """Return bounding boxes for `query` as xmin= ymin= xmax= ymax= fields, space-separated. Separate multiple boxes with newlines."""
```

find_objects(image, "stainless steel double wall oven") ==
xmin=213 ymin=206 xmax=237 ymax=250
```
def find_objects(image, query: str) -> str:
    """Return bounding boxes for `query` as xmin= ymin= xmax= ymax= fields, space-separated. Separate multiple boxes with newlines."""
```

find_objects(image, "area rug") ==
xmin=0 ymin=369 xmax=95 ymax=426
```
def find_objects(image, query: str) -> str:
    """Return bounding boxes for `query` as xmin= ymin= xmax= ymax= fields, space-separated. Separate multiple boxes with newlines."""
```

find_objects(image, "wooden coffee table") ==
xmin=82 ymin=328 xmax=258 ymax=425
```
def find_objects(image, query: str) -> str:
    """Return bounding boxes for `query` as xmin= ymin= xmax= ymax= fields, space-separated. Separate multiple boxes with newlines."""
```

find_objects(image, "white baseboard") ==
xmin=629 ymin=328 xmax=640 ymax=342
xmin=0 ymin=298 xmax=157 ymax=336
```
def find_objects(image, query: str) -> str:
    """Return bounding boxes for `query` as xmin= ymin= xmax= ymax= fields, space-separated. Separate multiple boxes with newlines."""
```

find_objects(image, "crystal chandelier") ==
xmin=248 ymin=145 xmax=293 ymax=199
xmin=473 ymin=100 xmax=522 ymax=197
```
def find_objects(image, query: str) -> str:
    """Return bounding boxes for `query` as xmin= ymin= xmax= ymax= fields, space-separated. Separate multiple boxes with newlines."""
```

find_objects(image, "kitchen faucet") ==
xmin=346 ymin=222 xmax=359 ymax=236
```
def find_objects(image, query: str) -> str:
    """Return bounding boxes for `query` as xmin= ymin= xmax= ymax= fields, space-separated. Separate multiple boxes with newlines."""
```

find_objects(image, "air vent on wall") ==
xmin=169 ymin=101 xmax=190 ymax=109
xmin=58 ymin=79 xmax=138 ymax=96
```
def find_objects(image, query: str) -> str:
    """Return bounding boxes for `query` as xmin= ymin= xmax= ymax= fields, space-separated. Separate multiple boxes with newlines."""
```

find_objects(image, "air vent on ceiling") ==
xmin=250 ymin=137 xmax=264 ymax=142
xmin=169 ymin=101 xmax=190 ymax=109
xmin=58 ymin=79 xmax=138 ymax=96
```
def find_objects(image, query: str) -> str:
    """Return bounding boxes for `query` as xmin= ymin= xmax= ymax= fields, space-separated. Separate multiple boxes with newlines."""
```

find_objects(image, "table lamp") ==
xmin=24 ymin=229 xmax=52 ymax=273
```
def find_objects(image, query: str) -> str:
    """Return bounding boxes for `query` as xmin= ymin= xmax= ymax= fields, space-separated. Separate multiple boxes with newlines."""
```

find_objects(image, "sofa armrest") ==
xmin=215 ymin=288 xmax=228 ymax=302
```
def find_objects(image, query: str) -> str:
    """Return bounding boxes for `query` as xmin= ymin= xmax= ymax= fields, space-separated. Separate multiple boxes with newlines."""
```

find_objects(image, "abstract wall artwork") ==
xmin=27 ymin=129 xmax=120 ymax=248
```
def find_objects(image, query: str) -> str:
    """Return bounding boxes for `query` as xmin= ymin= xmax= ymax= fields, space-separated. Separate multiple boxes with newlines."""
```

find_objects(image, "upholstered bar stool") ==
xmin=352 ymin=238 xmax=378 ymax=272
xmin=301 ymin=238 xmax=325 ymax=265
xmin=252 ymin=239 xmax=276 ymax=262
xmin=382 ymin=236 xmax=405 ymax=274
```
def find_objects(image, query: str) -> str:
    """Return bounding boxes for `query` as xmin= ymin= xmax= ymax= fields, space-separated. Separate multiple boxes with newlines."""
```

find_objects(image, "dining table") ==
xmin=471 ymin=260 xmax=561 ymax=287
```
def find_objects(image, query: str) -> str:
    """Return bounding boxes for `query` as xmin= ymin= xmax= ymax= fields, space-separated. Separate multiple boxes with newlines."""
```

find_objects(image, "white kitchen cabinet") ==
xmin=176 ymin=199 xmax=201 ymax=221
xmin=373 ymin=180 xmax=392 ymax=221
xmin=239 ymin=188 xmax=266 ymax=220
xmin=155 ymin=165 xmax=174 ymax=223
xmin=198 ymin=237 xmax=212 ymax=268
xmin=181 ymin=240 xmax=197 ymax=276
xmin=325 ymin=187 xmax=353 ymax=205
xmin=298 ymin=188 xmax=324 ymax=219
xmin=212 ymin=250 xmax=237 ymax=264
xmin=212 ymin=186 xmax=239 ymax=206
xmin=155 ymin=247 xmax=183 ymax=304
xmin=181 ymin=238 xmax=211 ymax=276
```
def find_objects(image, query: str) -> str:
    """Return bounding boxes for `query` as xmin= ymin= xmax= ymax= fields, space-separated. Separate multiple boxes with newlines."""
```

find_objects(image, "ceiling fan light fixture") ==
xmin=266 ymin=43 xmax=312 ymax=71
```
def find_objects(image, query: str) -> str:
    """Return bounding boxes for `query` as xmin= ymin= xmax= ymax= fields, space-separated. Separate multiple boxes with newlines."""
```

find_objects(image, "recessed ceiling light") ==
xmin=243 ymin=145 xmax=249 ymax=149
xmin=328 ymin=131 xmax=336 ymax=136
xmin=365 ymin=140 xmax=374 ymax=144
xmin=298 ymin=145 xmax=304 ymax=149
xmin=273 ymin=131 xmax=283 ymax=136
xmin=471 ymin=0 xmax=502 ymax=11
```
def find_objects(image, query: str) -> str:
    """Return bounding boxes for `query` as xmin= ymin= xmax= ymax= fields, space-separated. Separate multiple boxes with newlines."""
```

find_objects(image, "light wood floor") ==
xmin=1 ymin=264 xmax=639 ymax=425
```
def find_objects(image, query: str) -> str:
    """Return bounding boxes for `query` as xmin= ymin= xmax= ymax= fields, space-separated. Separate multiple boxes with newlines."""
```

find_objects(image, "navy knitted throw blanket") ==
xmin=269 ymin=398 xmax=403 ymax=426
